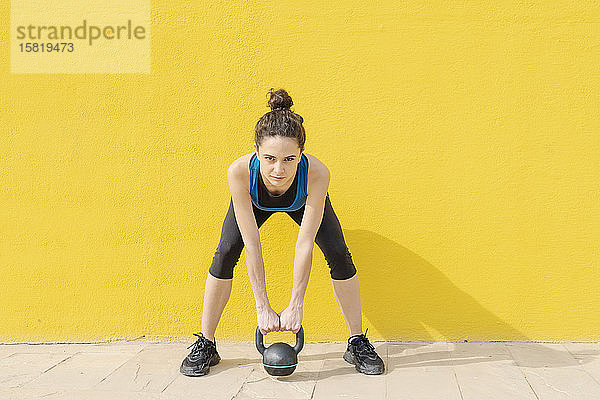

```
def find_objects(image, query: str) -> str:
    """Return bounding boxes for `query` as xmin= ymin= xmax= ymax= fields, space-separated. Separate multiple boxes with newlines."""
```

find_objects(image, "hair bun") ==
xmin=268 ymin=88 xmax=293 ymax=111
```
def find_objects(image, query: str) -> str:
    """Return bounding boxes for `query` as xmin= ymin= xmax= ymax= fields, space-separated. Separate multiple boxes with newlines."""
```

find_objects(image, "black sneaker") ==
xmin=343 ymin=329 xmax=385 ymax=375
xmin=180 ymin=332 xmax=221 ymax=377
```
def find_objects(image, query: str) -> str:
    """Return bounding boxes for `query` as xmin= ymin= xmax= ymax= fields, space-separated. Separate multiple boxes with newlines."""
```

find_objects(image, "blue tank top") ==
xmin=249 ymin=153 xmax=309 ymax=212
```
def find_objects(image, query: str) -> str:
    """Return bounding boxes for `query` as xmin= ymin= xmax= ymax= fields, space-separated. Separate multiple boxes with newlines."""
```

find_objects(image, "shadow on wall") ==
xmin=343 ymin=229 xmax=527 ymax=342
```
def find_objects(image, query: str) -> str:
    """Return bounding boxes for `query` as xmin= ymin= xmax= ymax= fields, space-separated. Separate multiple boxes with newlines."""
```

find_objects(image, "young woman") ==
xmin=180 ymin=89 xmax=384 ymax=376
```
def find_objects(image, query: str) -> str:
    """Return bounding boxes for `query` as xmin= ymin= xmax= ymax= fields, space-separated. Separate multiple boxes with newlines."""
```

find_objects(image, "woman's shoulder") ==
xmin=304 ymin=153 xmax=329 ymax=180
xmin=226 ymin=153 xmax=254 ymax=193
xmin=228 ymin=153 xmax=254 ymax=174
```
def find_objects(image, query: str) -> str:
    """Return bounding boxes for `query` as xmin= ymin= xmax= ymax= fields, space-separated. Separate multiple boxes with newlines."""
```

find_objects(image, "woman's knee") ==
xmin=324 ymin=243 xmax=357 ymax=280
xmin=208 ymin=240 xmax=244 ymax=279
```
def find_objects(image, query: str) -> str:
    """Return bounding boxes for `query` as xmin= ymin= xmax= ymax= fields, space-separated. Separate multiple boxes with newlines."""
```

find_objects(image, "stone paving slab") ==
xmin=312 ymin=342 xmax=387 ymax=399
xmin=93 ymin=343 xmax=184 ymax=393
xmin=575 ymin=353 xmax=600 ymax=384
xmin=0 ymin=387 xmax=175 ymax=400
xmin=454 ymin=359 xmax=538 ymax=400
xmin=563 ymin=342 xmax=600 ymax=356
xmin=506 ymin=343 xmax=578 ymax=368
xmin=521 ymin=366 xmax=600 ymax=400
xmin=0 ymin=341 xmax=599 ymax=399
xmin=25 ymin=352 xmax=137 ymax=391
xmin=386 ymin=367 xmax=462 ymax=400
xmin=0 ymin=342 xmax=147 ymax=355
xmin=0 ymin=353 xmax=73 ymax=389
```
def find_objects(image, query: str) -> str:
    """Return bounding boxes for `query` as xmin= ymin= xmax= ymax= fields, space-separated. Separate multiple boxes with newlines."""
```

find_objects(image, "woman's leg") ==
xmin=331 ymin=275 xmax=363 ymax=336
xmin=201 ymin=275 xmax=233 ymax=342
xmin=202 ymin=199 xmax=273 ymax=341
xmin=286 ymin=194 xmax=363 ymax=336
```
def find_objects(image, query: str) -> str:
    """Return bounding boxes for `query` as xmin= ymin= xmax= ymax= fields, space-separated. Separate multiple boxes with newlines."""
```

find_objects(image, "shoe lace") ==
xmin=187 ymin=332 xmax=211 ymax=358
xmin=350 ymin=328 xmax=376 ymax=357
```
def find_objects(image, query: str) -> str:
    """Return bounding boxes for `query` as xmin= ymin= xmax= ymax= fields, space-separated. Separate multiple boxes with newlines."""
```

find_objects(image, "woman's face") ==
xmin=254 ymin=136 xmax=302 ymax=187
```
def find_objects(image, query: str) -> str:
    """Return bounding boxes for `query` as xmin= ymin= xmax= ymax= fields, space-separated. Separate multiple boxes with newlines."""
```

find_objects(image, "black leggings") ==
xmin=209 ymin=193 xmax=357 ymax=280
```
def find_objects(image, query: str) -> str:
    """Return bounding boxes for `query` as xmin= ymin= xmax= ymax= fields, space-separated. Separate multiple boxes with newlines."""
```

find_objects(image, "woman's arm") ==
xmin=279 ymin=163 xmax=330 ymax=333
xmin=291 ymin=164 xmax=330 ymax=305
xmin=227 ymin=162 xmax=279 ymax=333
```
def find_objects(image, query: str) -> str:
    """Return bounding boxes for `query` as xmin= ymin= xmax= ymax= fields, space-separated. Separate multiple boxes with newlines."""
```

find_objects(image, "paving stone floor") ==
xmin=1 ymin=340 xmax=599 ymax=399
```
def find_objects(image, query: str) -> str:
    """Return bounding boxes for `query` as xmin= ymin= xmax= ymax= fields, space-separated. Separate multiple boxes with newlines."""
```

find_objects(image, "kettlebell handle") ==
xmin=255 ymin=326 xmax=304 ymax=355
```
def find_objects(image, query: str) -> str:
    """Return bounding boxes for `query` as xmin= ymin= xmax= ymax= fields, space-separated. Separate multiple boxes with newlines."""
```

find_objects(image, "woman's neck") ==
xmin=262 ymin=173 xmax=292 ymax=196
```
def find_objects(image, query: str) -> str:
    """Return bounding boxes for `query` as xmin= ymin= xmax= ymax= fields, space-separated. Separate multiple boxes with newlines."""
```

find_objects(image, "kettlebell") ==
xmin=255 ymin=326 xmax=304 ymax=376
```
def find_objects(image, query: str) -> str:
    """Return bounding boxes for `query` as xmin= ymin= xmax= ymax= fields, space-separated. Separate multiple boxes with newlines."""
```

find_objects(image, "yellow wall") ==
xmin=1 ymin=1 xmax=599 ymax=343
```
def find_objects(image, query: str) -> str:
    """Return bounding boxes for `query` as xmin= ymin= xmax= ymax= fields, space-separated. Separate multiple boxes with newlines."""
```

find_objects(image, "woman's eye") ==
xmin=266 ymin=157 xmax=293 ymax=161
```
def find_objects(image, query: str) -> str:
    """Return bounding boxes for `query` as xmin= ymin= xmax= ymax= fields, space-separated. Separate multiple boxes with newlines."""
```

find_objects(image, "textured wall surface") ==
xmin=1 ymin=1 xmax=599 ymax=342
